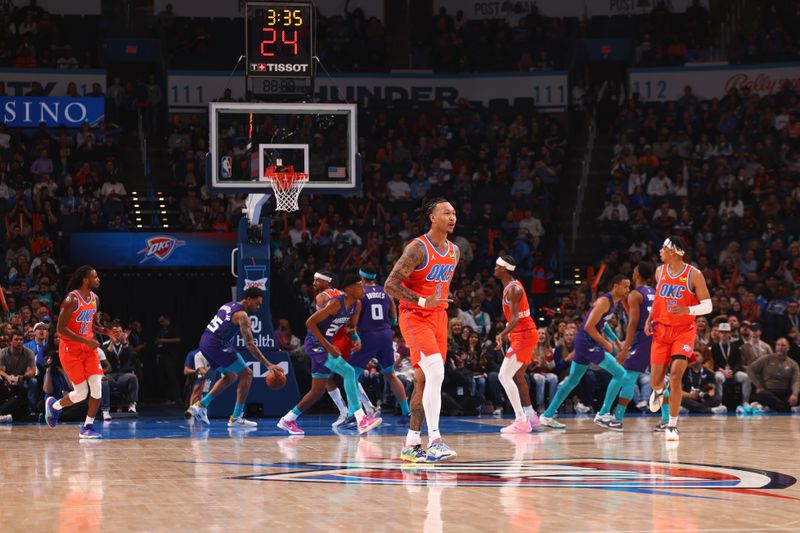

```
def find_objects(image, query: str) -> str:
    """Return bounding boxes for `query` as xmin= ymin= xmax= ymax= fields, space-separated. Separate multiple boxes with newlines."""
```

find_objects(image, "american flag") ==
xmin=328 ymin=166 xmax=346 ymax=179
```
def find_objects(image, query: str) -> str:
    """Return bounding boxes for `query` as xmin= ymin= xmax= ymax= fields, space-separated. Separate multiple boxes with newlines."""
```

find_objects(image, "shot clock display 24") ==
xmin=246 ymin=2 xmax=314 ymax=78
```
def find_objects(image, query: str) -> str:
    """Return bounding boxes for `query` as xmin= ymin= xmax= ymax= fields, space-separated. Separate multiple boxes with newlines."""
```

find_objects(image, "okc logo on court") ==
xmin=138 ymin=236 xmax=186 ymax=264
xmin=426 ymin=264 xmax=455 ymax=282
xmin=231 ymin=458 xmax=796 ymax=496
xmin=658 ymin=284 xmax=685 ymax=299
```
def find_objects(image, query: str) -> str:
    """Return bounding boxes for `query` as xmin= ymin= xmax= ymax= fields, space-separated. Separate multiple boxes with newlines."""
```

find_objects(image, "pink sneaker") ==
xmin=277 ymin=418 xmax=305 ymax=436
xmin=357 ymin=415 xmax=382 ymax=434
xmin=500 ymin=420 xmax=532 ymax=434
xmin=529 ymin=412 xmax=541 ymax=429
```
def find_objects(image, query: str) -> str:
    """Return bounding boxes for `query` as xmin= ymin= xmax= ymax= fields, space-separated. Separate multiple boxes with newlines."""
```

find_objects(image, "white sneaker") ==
xmin=102 ymin=410 xmax=112 ymax=422
xmin=575 ymin=402 xmax=592 ymax=414
xmin=332 ymin=411 xmax=348 ymax=428
xmin=648 ymin=388 xmax=665 ymax=413
xmin=791 ymin=406 xmax=800 ymax=414
xmin=228 ymin=416 xmax=257 ymax=427
xmin=0 ymin=414 xmax=11 ymax=423
xmin=636 ymin=400 xmax=648 ymax=410
xmin=593 ymin=413 xmax=612 ymax=427
xmin=665 ymin=426 xmax=679 ymax=441
xmin=184 ymin=403 xmax=210 ymax=425
xmin=492 ymin=408 xmax=503 ymax=417
xmin=711 ymin=405 xmax=728 ymax=414
xmin=540 ymin=416 xmax=566 ymax=429
xmin=128 ymin=402 xmax=137 ymax=414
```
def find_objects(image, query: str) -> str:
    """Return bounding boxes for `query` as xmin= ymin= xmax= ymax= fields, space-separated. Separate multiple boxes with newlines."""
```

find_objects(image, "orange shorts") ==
xmin=650 ymin=323 xmax=696 ymax=366
xmin=59 ymin=340 xmax=103 ymax=385
xmin=399 ymin=308 xmax=448 ymax=369
xmin=506 ymin=328 xmax=539 ymax=365
xmin=332 ymin=329 xmax=353 ymax=361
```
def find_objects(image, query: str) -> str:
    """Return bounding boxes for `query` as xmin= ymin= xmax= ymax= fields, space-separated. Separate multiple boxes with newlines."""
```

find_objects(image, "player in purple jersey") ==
xmin=540 ymin=275 xmax=629 ymax=430
xmin=614 ymin=262 xmax=666 ymax=430
xmin=184 ymin=287 xmax=284 ymax=427
xmin=349 ymin=266 xmax=411 ymax=425
xmin=278 ymin=274 xmax=383 ymax=436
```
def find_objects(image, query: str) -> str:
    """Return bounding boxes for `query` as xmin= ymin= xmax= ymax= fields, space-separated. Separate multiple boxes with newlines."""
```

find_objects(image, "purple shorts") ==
xmin=623 ymin=331 xmax=652 ymax=373
xmin=199 ymin=333 xmax=237 ymax=369
xmin=573 ymin=334 xmax=606 ymax=365
xmin=304 ymin=337 xmax=332 ymax=378
xmin=349 ymin=329 xmax=394 ymax=370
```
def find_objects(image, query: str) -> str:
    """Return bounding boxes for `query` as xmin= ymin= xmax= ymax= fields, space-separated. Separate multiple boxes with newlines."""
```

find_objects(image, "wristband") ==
xmin=350 ymin=332 xmax=361 ymax=342
xmin=390 ymin=316 xmax=397 ymax=327
xmin=418 ymin=297 xmax=426 ymax=307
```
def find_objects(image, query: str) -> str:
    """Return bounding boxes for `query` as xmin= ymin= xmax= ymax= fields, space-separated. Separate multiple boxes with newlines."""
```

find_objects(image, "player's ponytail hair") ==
xmin=416 ymin=197 xmax=449 ymax=227
xmin=66 ymin=265 xmax=94 ymax=292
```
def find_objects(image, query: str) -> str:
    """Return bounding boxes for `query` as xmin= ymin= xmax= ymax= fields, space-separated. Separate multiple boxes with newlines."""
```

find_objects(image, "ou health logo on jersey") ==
xmin=137 ymin=236 xmax=187 ymax=264
xmin=228 ymin=458 xmax=796 ymax=499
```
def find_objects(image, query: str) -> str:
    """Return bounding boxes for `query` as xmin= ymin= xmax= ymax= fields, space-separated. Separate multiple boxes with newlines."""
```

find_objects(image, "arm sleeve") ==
xmin=602 ymin=323 xmax=619 ymax=342
xmin=792 ymin=363 xmax=800 ymax=397
xmin=747 ymin=357 xmax=765 ymax=391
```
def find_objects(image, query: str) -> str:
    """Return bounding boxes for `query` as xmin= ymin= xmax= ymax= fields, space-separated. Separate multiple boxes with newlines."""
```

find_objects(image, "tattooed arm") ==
xmin=235 ymin=310 xmax=282 ymax=372
xmin=385 ymin=240 xmax=452 ymax=308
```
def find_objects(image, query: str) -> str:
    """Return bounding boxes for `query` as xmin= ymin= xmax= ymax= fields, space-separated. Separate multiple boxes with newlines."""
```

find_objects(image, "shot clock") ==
xmin=246 ymin=2 xmax=314 ymax=78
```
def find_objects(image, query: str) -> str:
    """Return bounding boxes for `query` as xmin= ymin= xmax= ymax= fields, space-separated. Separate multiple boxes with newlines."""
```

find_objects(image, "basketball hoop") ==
xmin=265 ymin=164 xmax=308 ymax=212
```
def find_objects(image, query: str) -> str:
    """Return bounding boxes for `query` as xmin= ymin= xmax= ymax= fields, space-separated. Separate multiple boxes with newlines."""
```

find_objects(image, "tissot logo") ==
xmin=230 ymin=459 xmax=796 ymax=495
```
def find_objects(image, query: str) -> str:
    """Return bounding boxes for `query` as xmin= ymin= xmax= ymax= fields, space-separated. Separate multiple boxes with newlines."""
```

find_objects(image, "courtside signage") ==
xmin=0 ymin=97 xmax=105 ymax=128
xmin=629 ymin=63 xmax=800 ymax=101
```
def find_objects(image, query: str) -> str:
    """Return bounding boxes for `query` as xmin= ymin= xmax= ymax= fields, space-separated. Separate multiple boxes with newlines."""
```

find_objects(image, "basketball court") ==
xmin=5 ymin=414 xmax=800 ymax=532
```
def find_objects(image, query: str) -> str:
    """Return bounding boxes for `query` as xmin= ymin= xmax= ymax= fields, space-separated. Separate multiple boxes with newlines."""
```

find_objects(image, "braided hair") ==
xmin=415 ymin=197 xmax=450 ymax=227
xmin=66 ymin=265 xmax=95 ymax=292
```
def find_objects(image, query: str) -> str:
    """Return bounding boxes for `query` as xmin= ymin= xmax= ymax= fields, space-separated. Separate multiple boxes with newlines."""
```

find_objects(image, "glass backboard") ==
xmin=208 ymin=102 xmax=359 ymax=194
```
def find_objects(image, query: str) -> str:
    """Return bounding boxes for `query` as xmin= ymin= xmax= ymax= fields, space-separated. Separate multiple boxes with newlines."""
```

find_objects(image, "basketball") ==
xmin=266 ymin=368 xmax=286 ymax=389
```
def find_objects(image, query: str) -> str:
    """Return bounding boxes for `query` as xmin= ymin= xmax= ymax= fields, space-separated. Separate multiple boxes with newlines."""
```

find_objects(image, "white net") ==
xmin=267 ymin=172 xmax=308 ymax=212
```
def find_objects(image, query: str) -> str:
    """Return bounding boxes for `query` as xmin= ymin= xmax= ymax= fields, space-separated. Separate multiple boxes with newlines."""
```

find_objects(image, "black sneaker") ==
xmin=654 ymin=421 xmax=669 ymax=432
xmin=605 ymin=419 xmax=623 ymax=432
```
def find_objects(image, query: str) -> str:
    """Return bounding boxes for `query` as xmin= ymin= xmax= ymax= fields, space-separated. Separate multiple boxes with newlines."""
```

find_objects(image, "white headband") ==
xmin=662 ymin=238 xmax=685 ymax=256
xmin=496 ymin=257 xmax=516 ymax=271
xmin=314 ymin=272 xmax=333 ymax=282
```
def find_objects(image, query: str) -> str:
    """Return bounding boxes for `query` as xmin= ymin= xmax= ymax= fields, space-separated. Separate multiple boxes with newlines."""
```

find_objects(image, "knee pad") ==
xmin=88 ymin=374 xmax=103 ymax=399
xmin=69 ymin=380 xmax=89 ymax=403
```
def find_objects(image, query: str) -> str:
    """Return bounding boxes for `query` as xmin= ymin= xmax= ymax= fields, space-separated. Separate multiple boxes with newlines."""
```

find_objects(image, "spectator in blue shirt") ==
xmin=24 ymin=320 xmax=49 ymax=373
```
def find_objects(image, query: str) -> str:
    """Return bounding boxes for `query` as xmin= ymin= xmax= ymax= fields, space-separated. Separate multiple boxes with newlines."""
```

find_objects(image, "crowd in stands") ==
xmin=729 ymin=0 xmax=800 ymax=64
xmin=594 ymin=80 xmax=800 ymax=411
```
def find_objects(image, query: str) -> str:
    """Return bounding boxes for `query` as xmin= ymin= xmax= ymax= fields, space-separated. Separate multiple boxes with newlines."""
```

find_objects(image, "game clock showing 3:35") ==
xmin=246 ymin=2 xmax=314 ymax=78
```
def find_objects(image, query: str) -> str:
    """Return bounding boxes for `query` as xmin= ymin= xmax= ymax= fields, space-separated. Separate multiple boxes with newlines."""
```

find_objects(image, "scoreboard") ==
xmin=245 ymin=2 xmax=314 ymax=97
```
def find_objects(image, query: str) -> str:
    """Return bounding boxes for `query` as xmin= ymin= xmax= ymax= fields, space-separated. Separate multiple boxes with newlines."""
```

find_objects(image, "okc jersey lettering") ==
xmin=65 ymin=291 xmax=97 ymax=339
xmin=400 ymin=235 xmax=459 ymax=312
xmin=426 ymin=264 xmax=456 ymax=282
xmin=658 ymin=284 xmax=686 ymax=299
xmin=651 ymin=264 xmax=699 ymax=328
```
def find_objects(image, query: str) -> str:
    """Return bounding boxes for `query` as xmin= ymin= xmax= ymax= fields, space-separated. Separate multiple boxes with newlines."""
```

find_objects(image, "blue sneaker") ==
xmin=45 ymin=396 xmax=61 ymax=428
xmin=426 ymin=440 xmax=457 ymax=462
xmin=341 ymin=415 xmax=357 ymax=429
xmin=79 ymin=424 xmax=102 ymax=439
xmin=396 ymin=413 xmax=411 ymax=426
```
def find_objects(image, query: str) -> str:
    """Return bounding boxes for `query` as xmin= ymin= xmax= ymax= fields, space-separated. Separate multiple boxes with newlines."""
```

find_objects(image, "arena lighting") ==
xmin=163 ymin=224 xmax=168 ymax=228
xmin=136 ymin=224 xmax=142 ymax=228
xmin=576 ymin=280 xmax=582 ymax=285
xmin=159 ymin=204 xmax=165 ymax=207
xmin=554 ymin=280 xmax=561 ymax=285
xmin=135 ymin=217 xmax=141 ymax=221
xmin=134 ymin=204 xmax=140 ymax=208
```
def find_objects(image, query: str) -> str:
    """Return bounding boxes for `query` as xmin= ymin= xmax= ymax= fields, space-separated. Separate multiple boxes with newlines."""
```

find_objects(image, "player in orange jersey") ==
xmin=494 ymin=255 xmax=541 ymax=433
xmin=645 ymin=236 xmax=712 ymax=441
xmin=386 ymin=197 xmax=458 ymax=462
xmin=44 ymin=266 xmax=110 ymax=439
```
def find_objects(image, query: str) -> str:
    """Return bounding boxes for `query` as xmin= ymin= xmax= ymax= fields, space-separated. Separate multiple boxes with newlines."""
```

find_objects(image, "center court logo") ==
xmin=137 ymin=236 xmax=186 ymax=263
xmin=230 ymin=458 xmax=796 ymax=495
